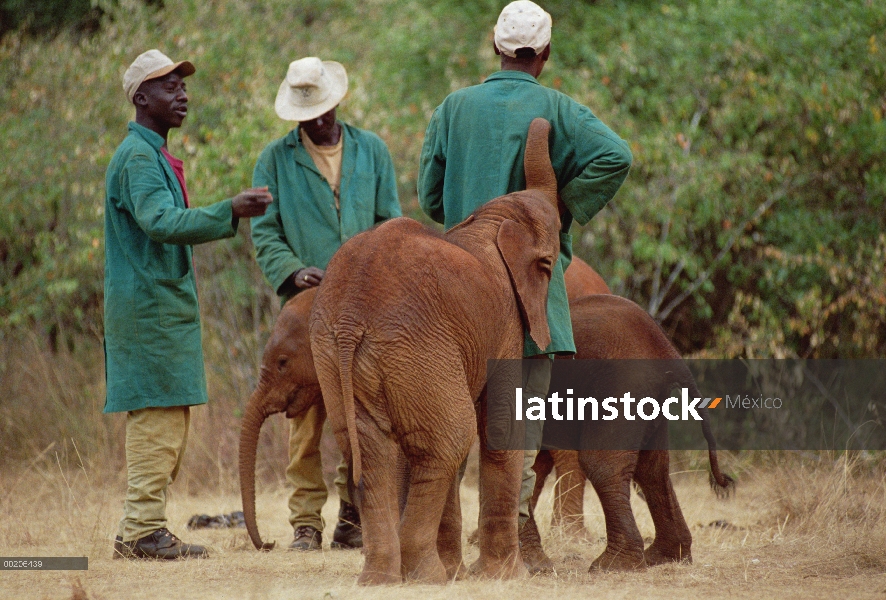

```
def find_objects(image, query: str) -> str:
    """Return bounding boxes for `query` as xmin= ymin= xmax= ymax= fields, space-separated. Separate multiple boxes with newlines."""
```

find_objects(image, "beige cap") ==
xmin=123 ymin=49 xmax=195 ymax=102
xmin=274 ymin=57 xmax=348 ymax=122
xmin=494 ymin=1 xmax=553 ymax=58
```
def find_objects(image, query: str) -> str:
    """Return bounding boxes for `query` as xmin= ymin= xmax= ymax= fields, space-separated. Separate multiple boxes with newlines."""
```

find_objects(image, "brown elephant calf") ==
xmin=547 ymin=294 xmax=734 ymax=570
xmin=237 ymin=255 xmax=608 ymax=557
xmin=310 ymin=118 xmax=561 ymax=585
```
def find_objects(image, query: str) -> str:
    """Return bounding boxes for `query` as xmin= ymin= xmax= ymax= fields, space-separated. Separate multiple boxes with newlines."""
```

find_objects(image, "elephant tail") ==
xmin=686 ymin=378 xmax=736 ymax=498
xmin=524 ymin=117 xmax=558 ymax=208
xmin=336 ymin=329 xmax=364 ymax=488
xmin=698 ymin=404 xmax=736 ymax=498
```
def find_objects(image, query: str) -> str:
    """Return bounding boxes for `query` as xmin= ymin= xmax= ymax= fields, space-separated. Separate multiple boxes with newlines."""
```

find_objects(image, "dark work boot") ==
xmin=289 ymin=525 xmax=322 ymax=551
xmin=519 ymin=512 xmax=554 ymax=575
xmin=113 ymin=529 xmax=208 ymax=559
xmin=331 ymin=500 xmax=362 ymax=549
xmin=113 ymin=536 xmax=131 ymax=559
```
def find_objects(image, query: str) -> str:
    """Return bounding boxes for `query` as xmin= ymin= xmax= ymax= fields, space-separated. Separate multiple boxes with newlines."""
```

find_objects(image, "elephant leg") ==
xmin=496 ymin=449 xmax=549 ymax=558
xmin=397 ymin=464 xmax=451 ymax=583
xmin=530 ymin=450 xmax=554 ymax=517
xmin=580 ymin=449 xmax=646 ymax=571
xmin=398 ymin=392 xmax=474 ymax=584
xmin=470 ymin=395 xmax=528 ymax=580
xmin=634 ymin=449 xmax=692 ymax=565
xmin=399 ymin=446 xmax=465 ymax=574
xmin=355 ymin=414 xmax=401 ymax=585
xmin=550 ymin=450 xmax=586 ymax=537
xmin=438 ymin=471 xmax=466 ymax=579
xmin=396 ymin=447 xmax=410 ymax=518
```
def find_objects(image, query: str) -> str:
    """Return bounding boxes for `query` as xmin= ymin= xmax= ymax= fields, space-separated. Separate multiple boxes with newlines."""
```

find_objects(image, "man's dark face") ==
xmin=299 ymin=107 xmax=338 ymax=144
xmin=134 ymin=71 xmax=189 ymax=129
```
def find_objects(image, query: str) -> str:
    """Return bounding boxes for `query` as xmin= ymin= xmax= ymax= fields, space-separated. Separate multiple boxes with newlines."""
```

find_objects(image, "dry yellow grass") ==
xmin=2 ymin=451 xmax=885 ymax=600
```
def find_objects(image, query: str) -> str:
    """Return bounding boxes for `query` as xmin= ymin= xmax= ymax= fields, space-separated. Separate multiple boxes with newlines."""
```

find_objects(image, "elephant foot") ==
xmin=358 ymin=566 xmax=402 ymax=586
xmin=439 ymin=548 xmax=466 ymax=580
xmin=644 ymin=542 xmax=691 ymax=566
xmin=438 ymin=537 xmax=464 ymax=580
xmin=589 ymin=547 xmax=646 ymax=572
xmin=468 ymin=553 xmax=528 ymax=580
xmin=519 ymin=516 xmax=555 ymax=575
xmin=402 ymin=553 xmax=448 ymax=585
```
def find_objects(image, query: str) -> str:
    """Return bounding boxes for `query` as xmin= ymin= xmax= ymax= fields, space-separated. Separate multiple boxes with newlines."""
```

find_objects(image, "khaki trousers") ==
xmin=117 ymin=406 xmax=190 ymax=542
xmin=287 ymin=402 xmax=350 ymax=531
xmin=519 ymin=357 xmax=553 ymax=526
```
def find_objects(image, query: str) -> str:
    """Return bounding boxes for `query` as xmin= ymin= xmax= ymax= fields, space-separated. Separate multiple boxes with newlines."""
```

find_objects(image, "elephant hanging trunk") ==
xmin=238 ymin=387 xmax=277 ymax=551
xmin=524 ymin=118 xmax=558 ymax=208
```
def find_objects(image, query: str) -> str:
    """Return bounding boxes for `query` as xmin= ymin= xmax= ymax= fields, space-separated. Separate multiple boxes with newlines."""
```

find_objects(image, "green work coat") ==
xmin=418 ymin=70 xmax=633 ymax=355
xmin=251 ymin=123 xmax=401 ymax=299
xmin=103 ymin=122 xmax=238 ymax=413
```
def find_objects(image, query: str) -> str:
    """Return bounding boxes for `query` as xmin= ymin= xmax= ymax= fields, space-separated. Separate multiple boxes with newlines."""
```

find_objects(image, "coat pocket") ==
xmin=154 ymin=275 xmax=199 ymax=328
xmin=346 ymin=174 xmax=375 ymax=212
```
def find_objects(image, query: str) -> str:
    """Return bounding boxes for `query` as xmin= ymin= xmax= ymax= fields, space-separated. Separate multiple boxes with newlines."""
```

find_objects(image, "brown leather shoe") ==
xmin=289 ymin=525 xmax=322 ymax=551
xmin=519 ymin=513 xmax=554 ymax=575
xmin=331 ymin=500 xmax=362 ymax=549
xmin=113 ymin=529 xmax=207 ymax=560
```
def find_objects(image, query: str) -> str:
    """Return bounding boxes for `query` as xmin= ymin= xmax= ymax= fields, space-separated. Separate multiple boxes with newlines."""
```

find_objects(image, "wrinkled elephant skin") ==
xmin=565 ymin=294 xmax=734 ymax=571
xmin=310 ymin=119 xmax=561 ymax=585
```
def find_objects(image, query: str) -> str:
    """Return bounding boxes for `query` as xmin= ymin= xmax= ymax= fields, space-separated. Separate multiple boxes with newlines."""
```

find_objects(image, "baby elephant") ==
xmin=310 ymin=119 xmax=561 ymax=585
xmin=566 ymin=294 xmax=734 ymax=570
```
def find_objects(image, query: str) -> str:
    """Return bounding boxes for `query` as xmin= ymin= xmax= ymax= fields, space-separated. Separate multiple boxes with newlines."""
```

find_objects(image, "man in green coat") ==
xmin=105 ymin=49 xmax=272 ymax=559
xmin=417 ymin=0 xmax=633 ymax=572
xmin=251 ymin=57 xmax=401 ymax=551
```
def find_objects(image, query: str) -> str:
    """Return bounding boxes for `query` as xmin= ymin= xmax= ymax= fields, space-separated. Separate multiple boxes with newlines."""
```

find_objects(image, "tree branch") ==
xmin=653 ymin=186 xmax=786 ymax=322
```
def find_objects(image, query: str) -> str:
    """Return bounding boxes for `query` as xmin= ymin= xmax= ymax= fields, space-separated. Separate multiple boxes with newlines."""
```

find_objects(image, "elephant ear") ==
xmin=496 ymin=218 xmax=551 ymax=351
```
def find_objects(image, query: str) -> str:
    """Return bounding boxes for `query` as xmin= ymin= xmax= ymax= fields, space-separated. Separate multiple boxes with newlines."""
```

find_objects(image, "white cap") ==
xmin=122 ymin=49 xmax=195 ymax=103
xmin=494 ymin=1 xmax=552 ymax=58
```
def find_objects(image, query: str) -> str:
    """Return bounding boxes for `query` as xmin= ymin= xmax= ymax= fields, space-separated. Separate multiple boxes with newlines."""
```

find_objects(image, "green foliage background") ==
xmin=1 ymin=0 xmax=884 ymax=464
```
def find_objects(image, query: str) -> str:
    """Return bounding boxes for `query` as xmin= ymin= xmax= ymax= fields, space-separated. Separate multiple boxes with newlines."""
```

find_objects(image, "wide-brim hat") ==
xmin=275 ymin=57 xmax=348 ymax=122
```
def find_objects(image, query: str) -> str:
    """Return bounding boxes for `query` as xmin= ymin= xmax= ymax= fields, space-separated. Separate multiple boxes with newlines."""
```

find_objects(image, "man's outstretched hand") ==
xmin=232 ymin=187 xmax=273 ymax=218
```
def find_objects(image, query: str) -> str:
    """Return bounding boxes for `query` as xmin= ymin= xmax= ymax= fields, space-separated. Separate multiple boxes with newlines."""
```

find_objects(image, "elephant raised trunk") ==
xmin=238 ymin=383 xmax=277 ymax=551
xmin=524 ymin=117 xmax=558 ymax=207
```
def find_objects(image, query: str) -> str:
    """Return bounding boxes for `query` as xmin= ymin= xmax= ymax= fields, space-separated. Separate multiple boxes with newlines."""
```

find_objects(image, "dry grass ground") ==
xmin=2 ymin=451 xmax=885 ymax=600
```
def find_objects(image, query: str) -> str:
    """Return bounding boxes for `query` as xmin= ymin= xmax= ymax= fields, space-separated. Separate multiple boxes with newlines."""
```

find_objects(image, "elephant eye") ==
xmin=538 ymin=256 xmax=554 ymax=276
xmin=277 ymin=356 xmax=289 ymax=372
